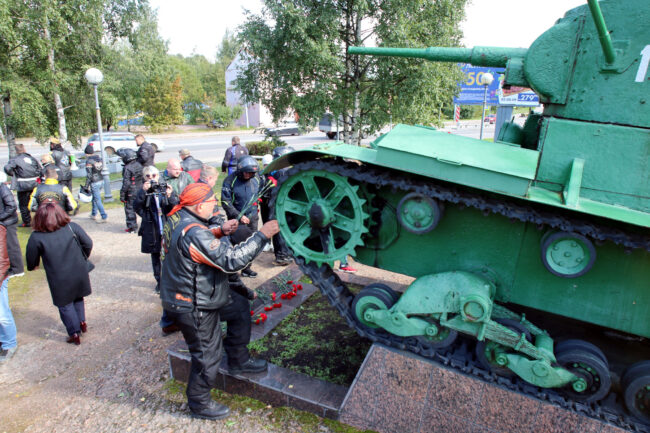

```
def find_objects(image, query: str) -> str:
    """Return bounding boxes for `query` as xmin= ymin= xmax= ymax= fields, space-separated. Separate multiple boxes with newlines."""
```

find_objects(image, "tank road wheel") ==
xmin=351 ymin=287 xmax=396 ymax=330
xmin=274 ymin=169 xmax=369 ymax=266
xmin=415 ymin=325 xmax=458 ymax=350
xmin=475 ymin=318 xmax=533 ymax=378
xmin=555 ymin=340 xmax=611 ymax=403
xmin=555 ymin=339 xmax=609 ymax=369
xmin=397 ymin=193 xmax=443 ymax=234
xmin=540 ymin=231 xmax=596 ymax=278
xmin=621 ymin=361 xmax=650 ymax=424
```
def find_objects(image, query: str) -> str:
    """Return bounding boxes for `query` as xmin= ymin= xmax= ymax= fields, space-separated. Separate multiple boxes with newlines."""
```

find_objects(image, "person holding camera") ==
xmin=117 ymin=149 xmax=143 ymax=233
xmin=160 ymin=182 xmax=279 ymax=420
xmin=133 ymin=166 xmax=177 ymax=295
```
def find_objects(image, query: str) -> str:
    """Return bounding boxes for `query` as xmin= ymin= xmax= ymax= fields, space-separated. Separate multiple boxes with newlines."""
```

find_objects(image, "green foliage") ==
xmin=236 ymin=0 xmax=467 ymax=144
xmin=143 ymin=75 xmax=184 ymax=131
xmin=246 ymin=136 xmax=286 ymax=156
xmin=207 ymin=104 xmax=244 ymax=128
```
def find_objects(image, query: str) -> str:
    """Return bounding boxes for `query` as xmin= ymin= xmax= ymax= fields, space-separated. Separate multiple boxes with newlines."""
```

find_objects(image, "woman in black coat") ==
xmin=26 ymin=201 xmax=93 ymax=345
xmin=133 ymin=165 xmax=177 ymax=292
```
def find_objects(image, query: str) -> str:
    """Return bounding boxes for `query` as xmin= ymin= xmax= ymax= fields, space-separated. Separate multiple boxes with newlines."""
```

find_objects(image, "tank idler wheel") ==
xmin=540 ymin=231 xmax=596 ymax=278
xmin=475 ymin=318 xmax=533 ymax=378
xmin=351 ymin=287 xmax=396 ymax=330
xmin=363 ymin=282 xmax=401 ymax=305
xmin=555 ymin=340 xmax=611 ymax=403
xmin=621 ymin=361 xmax=650 ymax=424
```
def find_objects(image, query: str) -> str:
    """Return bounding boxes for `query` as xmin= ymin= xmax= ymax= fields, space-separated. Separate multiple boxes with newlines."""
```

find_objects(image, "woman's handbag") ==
xmin=69 ymin=225 xmax=95 ymax=272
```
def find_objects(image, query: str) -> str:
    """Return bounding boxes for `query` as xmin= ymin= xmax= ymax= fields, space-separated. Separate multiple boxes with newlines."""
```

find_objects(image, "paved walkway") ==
xmin=0 ymin=207 xmax=325 ymax=433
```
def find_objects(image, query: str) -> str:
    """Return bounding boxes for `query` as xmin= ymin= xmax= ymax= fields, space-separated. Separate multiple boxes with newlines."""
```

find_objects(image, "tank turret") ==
xmin=350 ymin=0 xmax=650 ymax=129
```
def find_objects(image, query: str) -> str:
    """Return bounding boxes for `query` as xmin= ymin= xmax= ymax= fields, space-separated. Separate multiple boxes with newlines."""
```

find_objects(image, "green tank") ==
xmin=267 ymin=0 xmax=650 ymax=425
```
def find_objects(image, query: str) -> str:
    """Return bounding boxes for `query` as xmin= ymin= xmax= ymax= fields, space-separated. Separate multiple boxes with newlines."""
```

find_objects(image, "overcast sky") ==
xmin=149 ymin=0 xmax=587 ymax=62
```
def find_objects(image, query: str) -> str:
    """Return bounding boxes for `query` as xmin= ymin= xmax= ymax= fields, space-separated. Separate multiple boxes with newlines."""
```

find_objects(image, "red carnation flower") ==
xmin=287 ymin=280 xmax=293 ymax=284
xmin=264 ymin=306 xmax=273 ymax=311
xmin=255 ymin=318 xmax=261 ymax=325
xmin=297 ymin=284 xmax=303 ymax=290
xmin=274 ymin=303 xmax=282 ymax=308
xmin=250 ymin=310 xmax=255 ymax=316
xmin=271 ymin=292 xmax=277 ymax=301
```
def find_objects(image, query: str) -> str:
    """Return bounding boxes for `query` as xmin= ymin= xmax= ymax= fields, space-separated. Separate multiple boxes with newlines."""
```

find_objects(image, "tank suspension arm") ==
xmin=587 ymin=0 xmax=616 ymax=64
xmin=348 ymin=46 xmax=528 ymax=68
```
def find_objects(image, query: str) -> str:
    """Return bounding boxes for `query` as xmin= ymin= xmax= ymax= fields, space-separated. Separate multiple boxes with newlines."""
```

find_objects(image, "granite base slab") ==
xmin=166 ymin=268 xmax=346 ymax=419
xmin=339 ymin=343 xmax=632 ymax=433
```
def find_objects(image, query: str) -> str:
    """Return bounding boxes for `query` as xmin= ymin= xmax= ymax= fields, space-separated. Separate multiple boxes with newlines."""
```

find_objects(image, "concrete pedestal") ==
xmin=339 ymin=344 xmax=630 ymax=433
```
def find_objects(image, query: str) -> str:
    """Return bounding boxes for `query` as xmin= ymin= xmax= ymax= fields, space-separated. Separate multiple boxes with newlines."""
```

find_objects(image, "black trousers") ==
xmin=260 ymin=200 xmax=290 ymax=259
xmin=17 ymin=190 xmax=31 ymax=225
xmin=57 ymin=298 xmax=85 ymax=336
xmin=5 ymin=223 xmax=23 ymax=275
xmin=219 ymin=288 xmax=251 ymax=367
xmin=230 ymin=217 xmax=258 ymax=273
xmin=167 ymin=308 xmax=222 ymax=410
xmin=124 ymin=197 xmax=137 ymax=230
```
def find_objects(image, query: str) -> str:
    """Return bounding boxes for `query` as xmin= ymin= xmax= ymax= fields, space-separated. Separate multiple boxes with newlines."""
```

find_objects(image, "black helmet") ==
xmin=271 ymin=146 xmax=295 ymax=160
xmin=237 ymin=155 xmax=259 ymax=173
xmin=116 ymin=148 xmax=137 ymax=164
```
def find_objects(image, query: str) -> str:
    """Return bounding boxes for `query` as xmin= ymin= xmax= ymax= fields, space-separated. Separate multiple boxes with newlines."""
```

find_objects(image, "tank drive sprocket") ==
xmin=273 ymin=167 xmax=369 ymax=266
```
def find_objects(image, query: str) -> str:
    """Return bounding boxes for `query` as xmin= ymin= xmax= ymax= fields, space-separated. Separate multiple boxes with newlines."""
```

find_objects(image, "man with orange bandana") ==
xmin=159 ymin=183 xmax=279 ymax=420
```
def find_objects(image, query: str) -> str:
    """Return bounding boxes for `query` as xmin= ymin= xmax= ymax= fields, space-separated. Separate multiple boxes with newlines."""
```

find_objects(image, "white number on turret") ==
xmin=635 ymin=45 xmax=650 ymax=82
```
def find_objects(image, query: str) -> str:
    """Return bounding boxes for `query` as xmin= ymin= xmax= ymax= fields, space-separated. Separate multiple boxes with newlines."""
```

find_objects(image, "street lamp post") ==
xmin=84 ymin=68 xmax=113 ymax=202
xmin=479 ymin=72 xmax=494 ymax=140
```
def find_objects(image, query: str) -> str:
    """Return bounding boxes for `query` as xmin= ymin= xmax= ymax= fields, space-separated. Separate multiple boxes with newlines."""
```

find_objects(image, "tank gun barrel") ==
xmin=348 ymin=46 xmax=528 ymax=68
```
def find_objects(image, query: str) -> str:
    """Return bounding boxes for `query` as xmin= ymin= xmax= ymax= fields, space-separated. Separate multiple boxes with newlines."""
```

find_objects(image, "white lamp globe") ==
xmin=84 ymin=68 xmax=104 ymax=85
xmin=480 ymin=72 xmax=494 ymax=86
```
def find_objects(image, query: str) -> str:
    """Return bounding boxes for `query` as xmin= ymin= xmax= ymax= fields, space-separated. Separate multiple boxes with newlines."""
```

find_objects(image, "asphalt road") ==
xmin=0 ymin=123 xmax=495 ymax=168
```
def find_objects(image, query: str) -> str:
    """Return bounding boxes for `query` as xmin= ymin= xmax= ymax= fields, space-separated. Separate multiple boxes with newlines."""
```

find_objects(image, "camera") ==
xmin=147 ymin=180 xmax=168 ymax=195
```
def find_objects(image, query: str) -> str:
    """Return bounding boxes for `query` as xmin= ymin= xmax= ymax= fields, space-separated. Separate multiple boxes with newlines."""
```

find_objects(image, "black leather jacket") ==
xmin=0 ymin=183 xmax=18 ymax=226
xmin=160 ymin=208 xmax=267 ymax=312
xmin=136 ymin=141 xmax=155 ymax=166
xmin=51 ymin=146 xmax=72 ymax=181
xmin=85 ymin=155 xmax=103 ymax=184
xmin=4 ymin=153 xmax=42 ymax=192
xmin=120 ymin=160 xmax=143 ymax=202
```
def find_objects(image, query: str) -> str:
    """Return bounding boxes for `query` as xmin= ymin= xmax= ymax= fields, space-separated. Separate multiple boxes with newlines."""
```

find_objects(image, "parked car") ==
xmin=265 ymin=121 xmax=301 ymax=137
xmin=207 ymin=120 xmax=226 ymax=129
xmin=86 ymin=132 xmax=165 ymax=155
xmin=484 ymin=114 xmax=497 ymax=124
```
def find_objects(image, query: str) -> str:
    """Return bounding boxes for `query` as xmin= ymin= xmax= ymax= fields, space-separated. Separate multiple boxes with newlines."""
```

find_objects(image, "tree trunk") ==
xmin=2 ymin=95 xmax=17 ymax=159
xmin=43 ymin=22 xmax=68 ymax=144
xmin=351 ymin=10 xmax=363 ymax=146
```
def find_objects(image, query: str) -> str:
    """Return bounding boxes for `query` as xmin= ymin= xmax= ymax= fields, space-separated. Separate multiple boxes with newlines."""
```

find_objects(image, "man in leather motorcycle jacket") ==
xmin=160 ymin=182 xmax=279 ymax=420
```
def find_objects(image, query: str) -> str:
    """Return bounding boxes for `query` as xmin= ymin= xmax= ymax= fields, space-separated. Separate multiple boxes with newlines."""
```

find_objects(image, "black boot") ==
xmin=229 ymin=358 xmax=268 ymax=374
xmin=241 ymin=268 xmax=257 ymax=278
xmin=189 ymin=400 xmax=230 ymax=420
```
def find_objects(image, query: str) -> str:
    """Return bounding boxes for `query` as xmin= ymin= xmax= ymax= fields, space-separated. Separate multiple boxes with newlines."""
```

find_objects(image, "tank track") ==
xmin=269 ymin=158 xmax=650 ymax=432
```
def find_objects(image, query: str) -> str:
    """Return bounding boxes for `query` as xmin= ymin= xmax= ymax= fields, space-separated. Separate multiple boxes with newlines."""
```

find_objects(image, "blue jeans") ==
xmin=0 ymin=278 xmax=17 ymax=349
xmin=90 ymin=181 xmax=107 ymax=219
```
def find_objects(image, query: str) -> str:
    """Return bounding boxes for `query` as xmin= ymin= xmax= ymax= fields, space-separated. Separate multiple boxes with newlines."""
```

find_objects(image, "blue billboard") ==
xmin=453 ymin=65 xmax=504 ymax=106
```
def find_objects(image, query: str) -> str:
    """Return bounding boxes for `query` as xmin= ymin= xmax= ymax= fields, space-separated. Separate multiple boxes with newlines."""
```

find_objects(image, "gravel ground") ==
xmin=0 ymin=205 xmax=398 ymax=433
xmin=0 ymin=207 xmax=338 ymax=433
